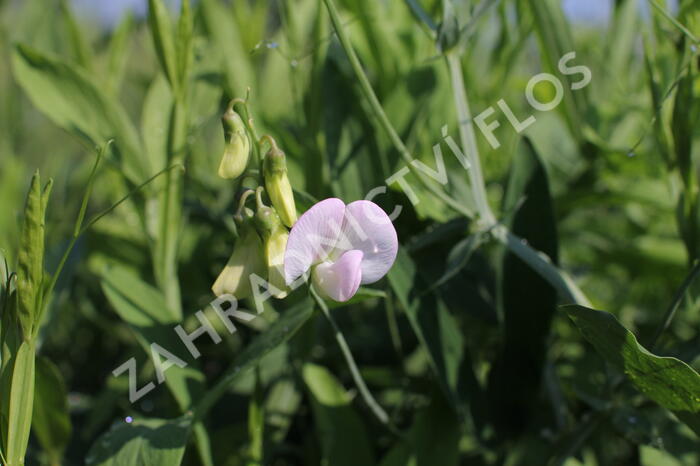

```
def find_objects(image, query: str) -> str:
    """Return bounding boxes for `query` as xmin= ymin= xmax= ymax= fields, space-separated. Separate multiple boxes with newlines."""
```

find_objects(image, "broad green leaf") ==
xmin=100 ymin=265 xmax=203 ymax=410
xmin=379 ymin=392 xmax=459 ymax=466
xmin=11 ymin=44 xmax=148 ymax=183
xmin=488 ymin=138 xmax=558 ymax=437
xmin=86 ymin=415 xmax=192 ymax=466
xmin=6 ymin=341 xmax=36 ymax=466
xmin=32 ymin=356 xmax=71 ymax=462
xmin=566 ymin=305 xmax=700 ymax=436
xmin=142 ymin=74 xmax=173 ymax=176
xmin=302 ymin=363 xmax=375 ymax=466
xmin=266 ymin=377 xmax=302 ymax=443
xmin=148 ymin=0 xmax=179 ymax=92
xmin=388 ymin=249 xmax=481 ymax=427
xmin=59 ymin=0 xmax=93 ymax=69
xmin=200 ymin=0 xmax=255 ymax=97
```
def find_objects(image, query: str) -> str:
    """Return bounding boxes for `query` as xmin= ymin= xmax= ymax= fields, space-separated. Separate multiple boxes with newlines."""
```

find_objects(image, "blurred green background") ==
xmin=0 ymin=0 xmax=699 ymax=465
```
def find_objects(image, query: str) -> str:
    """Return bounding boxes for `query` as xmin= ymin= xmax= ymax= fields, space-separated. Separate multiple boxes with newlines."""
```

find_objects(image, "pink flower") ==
xmin=284 ymin=198 xmax=398 ymax=302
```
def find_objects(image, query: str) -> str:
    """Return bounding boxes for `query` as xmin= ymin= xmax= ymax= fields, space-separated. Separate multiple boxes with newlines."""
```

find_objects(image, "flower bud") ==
xmin=218 ymin=109 xmax=250 ymax=179
xmin=212 ymin=213 xmax=264 ymax=300
xmin=264 ymin=226 xmax=289 ymax=299
xmin=253 ymin=190 xmax=289 ymax=298
xmin=263 ymin=142 xmax=297 ymax=227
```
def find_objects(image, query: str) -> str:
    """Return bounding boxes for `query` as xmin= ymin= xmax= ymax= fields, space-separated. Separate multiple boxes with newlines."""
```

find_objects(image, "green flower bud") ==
xmin=253 ymin=188 xmax=288 ymax=298
xmin=218 ymin=109 xmax=250 ymax=179
xmin=212 ymin=190 xmax=262 ymax=299
xmin=263 ymin=226 xmax=289 ymax=299
xmin=263 ymin=141 xmax=297 ymax=227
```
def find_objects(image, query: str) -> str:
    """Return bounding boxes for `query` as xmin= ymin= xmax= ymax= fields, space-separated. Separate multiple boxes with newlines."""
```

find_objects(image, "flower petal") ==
xmin=312 ymin=250 xmax=363 ymax=302
xmin=338 ymin=200 xmax=398 ymax=284
xmin=284 ymin=197 xmax=346 ymax=285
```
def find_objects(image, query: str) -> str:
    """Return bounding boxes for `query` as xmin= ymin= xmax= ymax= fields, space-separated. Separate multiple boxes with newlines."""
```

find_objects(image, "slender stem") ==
xmin=649 ymin=259 xmax=700 ymax=350
xmin=446 ymin=53 xmax=495 ymax=226
xmin=322 ymin=0 xmax=473 ymax=218
xmin=385 ymin=289 xmax=404 ymax=363
xmin=648 ymin=0 xmax=699 ymax=44
xmin=42 ymin=163 xmax=184 ymax=318
xmin=310 ymin=286 xmax=399 ymax=434
xmin=325 ymin=0 xmax=591 ymax=306
xmin=156 ymin=99 xmax=187 ymax=316
xmin=445 ymin=51 xmax=591 ymax=305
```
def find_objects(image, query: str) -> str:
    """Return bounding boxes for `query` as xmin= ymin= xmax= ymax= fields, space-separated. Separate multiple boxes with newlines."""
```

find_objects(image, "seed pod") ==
xmin=218 ymin=108 xmax=250 ymax=179
xmin=263 ymin=141 xmax=297 ymax=227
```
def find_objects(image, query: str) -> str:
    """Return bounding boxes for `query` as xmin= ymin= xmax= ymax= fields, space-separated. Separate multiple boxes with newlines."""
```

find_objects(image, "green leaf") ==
xmin=488 ymin=138 xmax=558 ymax=437
xmin=672 ymin=51 xmax=694 ymax=188
xmin=302 ymin=363 xmax=376 ymax=466
xmin=86 ymin=415 xmax=192 ymax=466
xmin=176 ymin=0 xmax=193 ymax=90
xmin=522 ymin=0 xmax=588 ymax=142
xmin=59 ymin=0 xmax=94 ymax=69
xmin=566 ymin=305 xmax=700 ymax=436
xmin=200 ymin=0 xmax=255 ymax=96
xmin=11 ymin=44 xmax=148 ymax=183
xmin=429 ymin=233 xmax=484 ymax=290
xmin=148 ymin=0 xmax=179 ymax=93
xmin=32 ymin=356 xmax=71 ymax=462
xmin=16 ymin=172 xmax=45 ymax=338
xmin=387 ymin=249 xmax=481 ymax=428
xmin=142 ymin=74 xmax=173 ymax=176
xmin=100 ymin=265 xmax=203 ymax=410
xmin=6 ymin=341 xmax=36 ymax=466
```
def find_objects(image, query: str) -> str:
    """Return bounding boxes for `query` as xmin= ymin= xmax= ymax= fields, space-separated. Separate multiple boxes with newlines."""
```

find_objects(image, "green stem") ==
xmin=445 ymin=53 xmax=495 ymax=226
xmin=445 ymin=50 xmax=590 ymax=305
xmin=310 ymin=286 xmax=399 ymax=434
xmin=325 ymin=0 xmax=590 ymax=306
xmin=648 ymin=0 xmax=699 ymax=44
xmin=40 ymin=163 xmax=185 ymax=335
xmin=156 ymin=99 xmax=187 ymax=317
xmin=322 ymin=0 xmax=472 ymax=218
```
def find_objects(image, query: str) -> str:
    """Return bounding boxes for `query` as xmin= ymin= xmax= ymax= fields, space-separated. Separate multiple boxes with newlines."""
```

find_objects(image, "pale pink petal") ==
xmin=284 ymin=198 xmax=346 ymax=285
xmin=312 ymin=250 xmax=363 ymax=302
xmin=338 ymin=200 xmax=398 ymax=284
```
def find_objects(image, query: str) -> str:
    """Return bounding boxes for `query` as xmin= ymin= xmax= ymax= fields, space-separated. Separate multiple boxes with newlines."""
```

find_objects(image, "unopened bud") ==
xmin=212 ymin=219 xmax=265 ymax=300
xmin=263 ymin=141 xmax=297 ymax=227
xmin=253 ymin=188 xmax=288 ymax=298
xmin=218 ymin=109 xmax=250 ymax=179
xmin=264 ymin=226 xmax=289 ymax=298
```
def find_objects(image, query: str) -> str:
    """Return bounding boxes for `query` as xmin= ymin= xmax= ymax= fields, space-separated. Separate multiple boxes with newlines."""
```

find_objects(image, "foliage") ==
xmin=0 ymin=0 xmax=699 ymax=464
